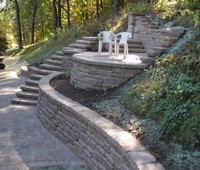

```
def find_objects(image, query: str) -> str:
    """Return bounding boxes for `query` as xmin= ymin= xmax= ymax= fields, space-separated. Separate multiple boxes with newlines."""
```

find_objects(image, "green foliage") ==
xmin=0 ymin=30 xmax=8 ymax=52
xmin=14 ymin=11 xmax=127 ymax=65
xmin=65 ymin=71 xmax=71 ymax=77
xmin=155 ymin=0 xmax=200 ymax=27
xmin=0 ymin=36 xmax=8 ymax=52
xmin=19 ymin=30 xmax=78 ymax=64
xmin=122 ymin=31 xmax=200 ymax=149
xmin=126 ymin=2 xmax=153 ymax=14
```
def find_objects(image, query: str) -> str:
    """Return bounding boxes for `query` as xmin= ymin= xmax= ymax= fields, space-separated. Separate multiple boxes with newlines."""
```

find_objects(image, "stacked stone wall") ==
xmin=128 ymin=13 xmax=185 ymax=57
xmin=70 ymin=54 xmax=145 ymax=91
xmin=62 ymin=53 xmax=73 ymax=71
xmin=37 ymin=72 xmax=165 ymax=170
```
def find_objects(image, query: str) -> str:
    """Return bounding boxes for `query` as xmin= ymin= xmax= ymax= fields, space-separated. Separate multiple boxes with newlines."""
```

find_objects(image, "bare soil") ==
xmin=50 ymin=74 xmax=200 ymax=170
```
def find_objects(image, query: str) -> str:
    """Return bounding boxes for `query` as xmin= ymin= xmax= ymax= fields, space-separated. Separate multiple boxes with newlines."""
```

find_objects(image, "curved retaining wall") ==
xmin=70 ymin=52 xmax=146 ymax=91
xmin=37 ymin=72 xmax=165 ymax=170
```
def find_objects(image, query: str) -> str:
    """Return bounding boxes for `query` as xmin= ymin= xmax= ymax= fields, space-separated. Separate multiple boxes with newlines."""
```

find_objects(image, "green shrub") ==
xmin=122 ymin=31 xmax=200 ymax=149
xmin=154 ymin=0 xmax=200 ymax=27
xmin=126 ymin=2 xmax=153 ymax=14
xmin=0 ymin=32 xmax=8 ymax=52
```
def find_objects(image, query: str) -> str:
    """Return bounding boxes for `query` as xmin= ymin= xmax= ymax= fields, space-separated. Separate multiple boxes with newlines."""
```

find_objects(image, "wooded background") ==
xmin=0 ymin=0 xmax=137 ymax=49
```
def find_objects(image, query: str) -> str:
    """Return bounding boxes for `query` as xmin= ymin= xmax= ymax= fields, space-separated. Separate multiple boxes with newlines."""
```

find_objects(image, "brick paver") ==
xmin=0 ymin=56 xmax=86 ymax=170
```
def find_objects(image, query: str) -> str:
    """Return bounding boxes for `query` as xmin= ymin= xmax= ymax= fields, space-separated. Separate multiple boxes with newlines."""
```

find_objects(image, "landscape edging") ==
xmin=37 ymin=72 xmax=165 ymax=170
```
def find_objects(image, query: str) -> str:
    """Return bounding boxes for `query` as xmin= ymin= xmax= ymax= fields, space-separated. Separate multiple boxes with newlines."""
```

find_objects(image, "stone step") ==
xmin=147 ymin=50 xmax=161 ymax=58
xmin=29 ymin=73 xmax=44 ymax=80
xmin=25 ymin=79 xmax=39 ymax=86
xmin=39 ymin=64 xmax=61 ymax=71
xmin=20 ymin=85 xmax=39 ymax=93
xmin=152 ymin=47 xmax=166 ymax=53
xmin=55 ymin=51 xmax=64 ymax=56
xmin=128 ymin=43 xmax=144 ymax=48
xmin=68 ymin=43 xmax=92 ymax=49
xmin=82 ymin=36 xmax=99 ymax=41
xmin=45 ymin=59 xmax=62 ymax=66
xmin=75 ymin=40 xmax=97 ymax=45
xmin=11 ymin=98 xmax=37 ymax=106
xmin=137 ymin=55 xmax=154 ymax=64
xmin=51 ymin=55 xmax=65 ymax=61
xmin=129 ymin=48 xmax=146 ymax=53
xmin=28 ymin=66 xmax=54 ymax=75
xmin=127 ymin=39 xmax=143 ymax=44
xmin=16 ymin=91 xmax=39 ymax=99
xmin=62 ymin=47 xmax=87 ymax=55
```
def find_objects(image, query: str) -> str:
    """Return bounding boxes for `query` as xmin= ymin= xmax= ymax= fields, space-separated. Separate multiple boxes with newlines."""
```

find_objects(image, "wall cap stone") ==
xmin=72 ymin=52 xmax=147 ymax=69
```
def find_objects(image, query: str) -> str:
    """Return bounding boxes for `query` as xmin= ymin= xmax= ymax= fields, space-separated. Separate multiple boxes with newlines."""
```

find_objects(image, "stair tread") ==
xmin=45 ymin=59 xmax=62 ymax=65
xmin=69 ymin=43 xmax=91 ymax=49
xmin=29 ymin=66 xmax=55 ymax=75
xmin=51 ymin=55 xmax=65 ymax=60
xmin=25 ymin=79 xmax=39 ymax=86
xmin=62 ymin=47 xmax=87 ymax=54
xmin=127 ymin=39 xmax=143 ymax=44
xmin=17 ymin=91 xmax=39 ymax=96
xmin=11 ymin=98 xmax=37 ymax=106
xmin=30 ymin=73 xmax=44 ymax=80
xmin=16 ymin=91 xmax=39 ymax=99
xmin=82 ymin=36 xmax=99 ymax=41
xmin=39 ymin=64 xmax=61 ymax=71
xmin=55 ymin=51 xmax=64 ymax=56
xmin=20 ymin=85 xmax=39 ymax=92
xmin=75 ymin=40 xmax=97 ymax=45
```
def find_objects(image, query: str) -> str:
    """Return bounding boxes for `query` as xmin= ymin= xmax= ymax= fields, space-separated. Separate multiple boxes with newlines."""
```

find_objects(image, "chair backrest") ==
xmin=98 ymin=31 xmax=115 ymax=43
xmin=115 ymin=32 xmax=132 ymax=44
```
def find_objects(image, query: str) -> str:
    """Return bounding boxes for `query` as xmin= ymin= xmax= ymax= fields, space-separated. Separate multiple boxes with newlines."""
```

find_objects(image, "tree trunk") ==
xmin=96 ymin=0 xmax=99 ymax=20
xmin=121 ymin=0 xmax=124 ymax=9
xmin=30 ymin=0 xmax=37 ymax=44
xmin=100 ymin=0 xmax=103 ymax=9
xmin=67 ymin=0 xmax=70 ymax=29
xmin=14 ymin=0 xmax=23 ymax=49
xmin=57 ymin=0 xmax=62 ymax=30
xmin=113 ymin=0 xmax=119 ymax=18
xmin=52 ymin=0 xmax=58 ymax=32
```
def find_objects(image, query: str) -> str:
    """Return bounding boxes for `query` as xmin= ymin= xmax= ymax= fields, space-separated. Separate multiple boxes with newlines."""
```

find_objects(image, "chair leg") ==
xmin=124 ymin=44 xmax=126 ymax=59
xmin=116 ymin=45 xmax=119 ymax=57
xmin=126 ymin=44 xmax=129 ymax=58
xmin=108 ymin=43 xmax=112 ymax=56
xmin=98 ymin=42 xmax=102 ymax=55
xmin=114 ymin=44 xmax=117 ymax=55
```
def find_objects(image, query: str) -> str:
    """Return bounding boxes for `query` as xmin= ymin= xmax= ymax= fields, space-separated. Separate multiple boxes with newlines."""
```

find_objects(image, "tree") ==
xmin=52 ymin=0 xmax=58 ymax=32
xmin=0 ymin=31 xmax=8 ymax=52
xmin=67 ymin=0 xmax=70 ymax=29
xmin=14 ymin=0 xmax=23 ymax=49
xmin=57 ymin=0 xmax=62 ymax=30
xmin=96 ymin=0 xmax=99 ymax=20
xmin=113 ymin=0 xmax=118 ymax=18
xmin=30 ymin=0 xmax=38 ymax=44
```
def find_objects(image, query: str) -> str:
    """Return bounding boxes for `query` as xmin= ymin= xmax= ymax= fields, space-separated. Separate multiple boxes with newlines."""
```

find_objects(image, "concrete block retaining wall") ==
xmin=70 ymin=53 xmax=146 ymax=91
xmin=37 ymin=72 xmax=165 ymax=170
xmin=62 ymin=53 xmax=73 ymax=71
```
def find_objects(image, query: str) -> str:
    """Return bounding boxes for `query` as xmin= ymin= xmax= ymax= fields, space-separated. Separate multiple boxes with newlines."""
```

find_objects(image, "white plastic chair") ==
xmin=98 ymin=31 xmax=115 ymax=55
xmin=112 ymin=32 xmax=132 ymax=59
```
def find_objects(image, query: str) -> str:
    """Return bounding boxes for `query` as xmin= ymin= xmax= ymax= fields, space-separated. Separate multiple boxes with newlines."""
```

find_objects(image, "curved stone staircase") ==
xmin=11 ymin=36 xmax=151 ymax=106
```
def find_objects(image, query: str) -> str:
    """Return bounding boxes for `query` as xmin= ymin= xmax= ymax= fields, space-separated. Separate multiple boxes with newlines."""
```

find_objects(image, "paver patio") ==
xmin=0 ymin=56 xmax=85 ymax=170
